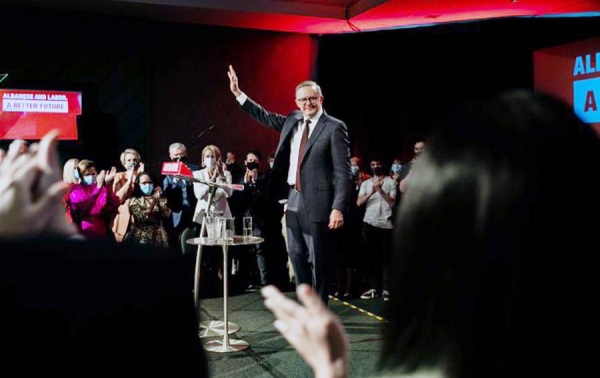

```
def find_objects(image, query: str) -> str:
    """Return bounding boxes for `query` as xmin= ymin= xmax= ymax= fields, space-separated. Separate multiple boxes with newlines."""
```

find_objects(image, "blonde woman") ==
xmin=192 ymin=145 xmax=233 ymax=225
xmin=111 ymin=148 xmax=144 ymax=242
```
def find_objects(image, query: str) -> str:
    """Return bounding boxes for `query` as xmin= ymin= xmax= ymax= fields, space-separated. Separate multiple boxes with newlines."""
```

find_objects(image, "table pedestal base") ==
xmin=204 ymin=338 xmax=249 ymax=353
xmin=199 ymin=320 xmax=240 ymax=337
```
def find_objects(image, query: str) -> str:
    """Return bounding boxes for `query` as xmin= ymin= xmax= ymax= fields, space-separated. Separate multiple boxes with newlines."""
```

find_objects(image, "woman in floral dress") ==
xmin=126 ymin=172 xmax=171 ymax=249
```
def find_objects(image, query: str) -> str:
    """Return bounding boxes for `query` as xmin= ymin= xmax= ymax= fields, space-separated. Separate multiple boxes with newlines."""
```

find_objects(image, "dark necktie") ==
xmin=295 ymin=119 xmax=311 ymax=191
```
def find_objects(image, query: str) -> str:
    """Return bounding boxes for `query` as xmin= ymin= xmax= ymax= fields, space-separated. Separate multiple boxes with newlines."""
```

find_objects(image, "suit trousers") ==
xmin=285 ymin=188 xmax=336 ymax=305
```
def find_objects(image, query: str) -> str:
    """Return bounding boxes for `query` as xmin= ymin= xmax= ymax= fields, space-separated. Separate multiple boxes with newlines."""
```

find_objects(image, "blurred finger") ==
xmin=12 ymin=159 xmax=42 ymax=187
xmin=262 ymin=285 xmax=307 ymax=322
xmin=31 ymin=181 xmax=69 ymax=216
xmin=36 ymin=129 xmax=61 ymax=172
xmin=296 ymin=284 xmax=325 ymax=314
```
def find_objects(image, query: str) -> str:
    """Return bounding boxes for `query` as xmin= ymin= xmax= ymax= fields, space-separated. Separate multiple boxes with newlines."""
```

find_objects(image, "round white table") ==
xmin=187 ymin=235 xmax=264 ymax=353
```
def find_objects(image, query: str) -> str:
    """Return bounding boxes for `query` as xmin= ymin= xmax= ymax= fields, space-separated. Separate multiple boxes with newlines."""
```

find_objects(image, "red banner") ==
xmin=0 ymin=89 xmax=82 ymax=140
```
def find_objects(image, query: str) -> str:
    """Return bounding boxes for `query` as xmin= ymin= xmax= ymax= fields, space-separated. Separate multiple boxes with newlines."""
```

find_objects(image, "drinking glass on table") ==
xmin=243 ymin=216 xmax=252 ymax=241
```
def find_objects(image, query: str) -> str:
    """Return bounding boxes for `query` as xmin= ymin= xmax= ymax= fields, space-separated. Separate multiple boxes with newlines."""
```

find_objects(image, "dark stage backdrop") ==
xmin=317 ymin=17 xmax=600 ymax=165
xmin=0 ymin=6 xmax=318 ymax=173
xmin=1 ymin=5 xmax=598 ymax=173
xmin=0 ymin=7 xmax=151 ymax=169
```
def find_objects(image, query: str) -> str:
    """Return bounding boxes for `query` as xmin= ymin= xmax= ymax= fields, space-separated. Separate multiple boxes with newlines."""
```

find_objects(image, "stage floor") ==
xmin=199 ymin=291 xmax=387 ymax=377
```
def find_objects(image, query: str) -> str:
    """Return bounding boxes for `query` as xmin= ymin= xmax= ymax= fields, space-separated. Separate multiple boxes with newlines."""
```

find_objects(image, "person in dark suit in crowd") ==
xmin=227 ymin=65 xmax=351 ymax=304
xmin=261 ymin=90 xmax=600 ymax=378
xmin=398 ymin=140 xmax=425 ymax=193
xmin=0 ymin=131 xmax=208 ymax=377
xmin=236 ymin=150 xmax=289 ymax=291
xmin=225 ymin=150 xmax=245 ymax=184
xmin=162 ymin=142 xmax=199 ymax=255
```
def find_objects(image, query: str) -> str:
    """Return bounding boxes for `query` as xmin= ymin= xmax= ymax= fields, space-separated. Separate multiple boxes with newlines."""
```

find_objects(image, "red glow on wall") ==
xmin=182 ymin=0 xmax=600 ymax=34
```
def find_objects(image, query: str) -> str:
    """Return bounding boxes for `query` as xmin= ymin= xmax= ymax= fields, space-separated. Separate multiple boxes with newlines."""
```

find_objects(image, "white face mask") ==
xmin=204 ymin=157 xmax=215 ymax=168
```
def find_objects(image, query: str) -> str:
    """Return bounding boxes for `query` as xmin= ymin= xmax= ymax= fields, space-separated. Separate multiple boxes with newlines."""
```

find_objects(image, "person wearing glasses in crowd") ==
xmin=227 ymin=65 xmax=351 ymax=305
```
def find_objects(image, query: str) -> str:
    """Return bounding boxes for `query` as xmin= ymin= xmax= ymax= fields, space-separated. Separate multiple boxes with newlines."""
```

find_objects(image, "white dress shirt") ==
xmin=236 ymin=92 xmax=323 ymax=186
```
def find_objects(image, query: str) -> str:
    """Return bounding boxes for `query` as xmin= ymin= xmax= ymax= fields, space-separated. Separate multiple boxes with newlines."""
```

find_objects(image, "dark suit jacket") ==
xmin=241 ymin=97 xmax=351 ymax=222
xmin=162 ymin=162 xmax=199 ymax=231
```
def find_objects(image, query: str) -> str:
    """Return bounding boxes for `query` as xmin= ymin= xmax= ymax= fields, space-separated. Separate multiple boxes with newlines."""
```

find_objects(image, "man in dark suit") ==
xmin=162 ymin=142 xmax=199 ymax=255
xmin=227 ymin=65 xmax=351 ymax=304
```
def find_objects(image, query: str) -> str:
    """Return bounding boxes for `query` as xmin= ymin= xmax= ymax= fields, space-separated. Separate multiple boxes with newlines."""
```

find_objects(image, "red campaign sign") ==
xmin=161 ymin=161 xmax=194 ymax=177
xmin=0 ymin=89 xmax=82 ymax=140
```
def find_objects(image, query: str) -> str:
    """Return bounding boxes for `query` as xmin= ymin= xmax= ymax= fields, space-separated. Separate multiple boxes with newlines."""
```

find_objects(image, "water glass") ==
xmin=217 ymin=217 xmax=227 ymax=243
xmin=204 ymin=215 xmax=221 ymax=242
xmin=223 ymin=217 xmax=235 ymax=243
xmin=243 ymin=216 xmax=253 ymax=241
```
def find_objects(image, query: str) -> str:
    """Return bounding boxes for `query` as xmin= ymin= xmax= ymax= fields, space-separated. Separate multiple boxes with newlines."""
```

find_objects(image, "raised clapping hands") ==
xmin=152 ymin=186 xmax=162 ymax=199
xmin=373 ymin=177 xmax=382 ymax=193
xmin=0 ymin=130 xmax=78 ymax=239
xmin=261 ymin=284 xmax=349 ymax=378
xmin=97 ymin=170 xmax=107 ymax=188
xmin=105 ymin=166 xmax=117 ymax=183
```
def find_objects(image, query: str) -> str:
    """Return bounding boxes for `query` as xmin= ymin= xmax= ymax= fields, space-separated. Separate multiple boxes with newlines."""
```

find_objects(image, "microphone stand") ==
xmin=193 ymin=184 xmax=218 ymax=310
xmin=188 ymin=125 xmax=215 ymax=150
xmin=179 ymin=174 xmax=244 ymax=319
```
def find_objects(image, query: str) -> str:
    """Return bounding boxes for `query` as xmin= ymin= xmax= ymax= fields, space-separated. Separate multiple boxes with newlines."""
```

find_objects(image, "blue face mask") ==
xmin=140 ymin=183 xmax=154 ymax=196
xmin=391 ymin=164 xmax=402 ymax=173
xmin=82 ymin=175 xmax=96 ymax=186
xmin=73 ymin=169 xmax=80 ymax=180
xmin=269 ymin=161 xmax=274 ymax=169
xmin=351 ymin=166 xmax=359 ymax=175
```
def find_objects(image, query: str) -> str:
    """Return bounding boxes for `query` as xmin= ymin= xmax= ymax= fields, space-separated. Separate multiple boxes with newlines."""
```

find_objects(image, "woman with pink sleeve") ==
xmin=68 ymin=159 xmax=120 ymax=239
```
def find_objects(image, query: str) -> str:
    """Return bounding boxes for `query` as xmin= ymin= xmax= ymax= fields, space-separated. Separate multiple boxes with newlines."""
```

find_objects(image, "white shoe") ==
xmin=360 ymin=288 xmax=379 ymax=299
xmin=382 ymin=290 xmax=390 ymax=301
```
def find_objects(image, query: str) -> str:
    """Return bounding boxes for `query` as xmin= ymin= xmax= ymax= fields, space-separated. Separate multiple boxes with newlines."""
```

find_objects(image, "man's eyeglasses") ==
xmin=295 ymin=96 xmax=320 ymax=104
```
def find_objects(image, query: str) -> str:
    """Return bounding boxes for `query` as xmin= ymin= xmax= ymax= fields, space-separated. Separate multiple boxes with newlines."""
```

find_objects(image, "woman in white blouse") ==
xmin=192 ymin=144 xmax=233 ymax=225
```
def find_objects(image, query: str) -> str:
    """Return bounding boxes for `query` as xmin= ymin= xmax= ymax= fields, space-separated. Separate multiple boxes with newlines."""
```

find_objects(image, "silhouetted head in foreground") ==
xmin=383 ymin=90 xmax=600 ymax=377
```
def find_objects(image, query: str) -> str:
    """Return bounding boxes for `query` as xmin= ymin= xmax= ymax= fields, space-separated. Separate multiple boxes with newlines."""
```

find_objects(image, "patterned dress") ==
xmin=127 ymin=196 xmax=170 ymax=249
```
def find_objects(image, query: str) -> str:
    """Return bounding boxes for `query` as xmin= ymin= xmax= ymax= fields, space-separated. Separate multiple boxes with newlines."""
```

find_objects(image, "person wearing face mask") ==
xmin=112 ymin=148 xmax=145 ymax=242
xmin=350 ymin=156 xmax=371 ymax=191
xmin=388 ymin=157 xmax=404 ymax=219
xmin=192 ymin=145 xmax=233 ymax=226
xmin=356 ymin=158 xmax=396 ymax=301
xmin=125 ymin=173 xmax=171 ymax=249
xmin=68 ymin=159 xmax=120 ymax=239
xmin=234 ymin=150 xmax=289 ymax=292
xmin=389 ymin=158 xmax=403 ymax=184
xmin=162 ymin=142 xmax=199 ymax=255
xmin=332 ymin=156 xmax=370 ymax=299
